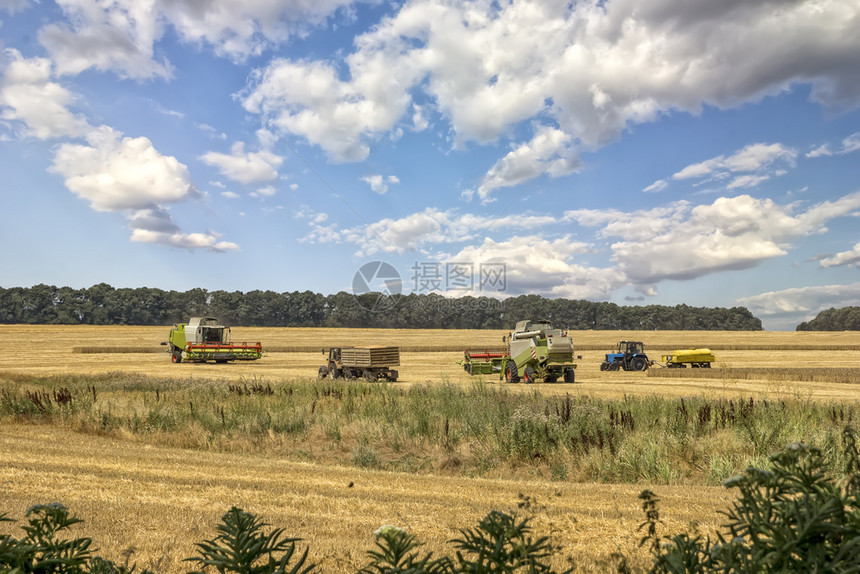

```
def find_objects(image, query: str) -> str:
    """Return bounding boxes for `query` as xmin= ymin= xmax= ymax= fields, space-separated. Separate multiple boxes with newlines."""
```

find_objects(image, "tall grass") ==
xmin=1 ymin=373 xmax=857 ymax=485
xmin=649 ymin=366 xmax=860 ymax=384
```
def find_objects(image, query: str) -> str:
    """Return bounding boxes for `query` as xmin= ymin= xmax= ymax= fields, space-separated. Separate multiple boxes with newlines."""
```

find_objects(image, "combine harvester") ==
xmin=461 ymin=319 xmax=577 ymax=383
xmin=165 ymin=317 xmax=262 ymax=363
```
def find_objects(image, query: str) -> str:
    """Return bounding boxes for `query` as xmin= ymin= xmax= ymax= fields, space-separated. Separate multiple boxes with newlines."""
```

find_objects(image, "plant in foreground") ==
xmin=185 ymin=507 xmax=313 ymax=574
xmin=645 ymin=428 xmax=860 ymax=573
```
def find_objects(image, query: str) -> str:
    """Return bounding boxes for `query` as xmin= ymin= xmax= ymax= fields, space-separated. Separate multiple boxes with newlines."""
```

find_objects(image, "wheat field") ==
xmin=2 ymin=325 xmax=860 ymax=572
xmin=2 ymin=325 xmax=860 ymax=400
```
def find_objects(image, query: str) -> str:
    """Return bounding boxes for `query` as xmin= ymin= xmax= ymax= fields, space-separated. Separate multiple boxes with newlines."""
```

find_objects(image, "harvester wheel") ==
xmin=631 ymin=357 xmax=647 ymax=371
xmin=171 ymin=350 xmax=182 ymax=363
xmin=524 ymin=367 xmax=536 ymax=384
xmin=563 ymin=367 xmax=575 ymax=383
xmin=464 ymin=363 xmax=473 ymax=375
xmin=317 ymin=366 xmax=328 ymax=379
xmin=504 ymin=363 xmax=519 ymax=384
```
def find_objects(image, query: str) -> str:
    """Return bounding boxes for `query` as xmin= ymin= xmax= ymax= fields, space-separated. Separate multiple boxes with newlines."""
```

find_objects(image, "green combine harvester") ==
xmin=461 ymin=319 xmax=577 ymax=383
xmin=165 ymin=317 xmax=262 ymax=363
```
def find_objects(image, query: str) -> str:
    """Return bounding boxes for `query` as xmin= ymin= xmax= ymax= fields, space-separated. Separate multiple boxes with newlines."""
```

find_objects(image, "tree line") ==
xmin=0 ymin=283 xmax=763 ymax=330
xmin=796 ymin=306 xmax=860 ymax=331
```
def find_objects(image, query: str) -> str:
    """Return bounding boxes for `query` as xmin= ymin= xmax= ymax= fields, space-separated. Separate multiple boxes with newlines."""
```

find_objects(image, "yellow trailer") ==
xmin=661 ymin=348 xmax=715 ymax=368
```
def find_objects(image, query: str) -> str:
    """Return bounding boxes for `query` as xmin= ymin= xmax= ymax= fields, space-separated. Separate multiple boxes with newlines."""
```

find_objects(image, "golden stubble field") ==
xmin=1 ymin=325 xmax=860 ymax=572
xmin=2 ymin=324 xmax=860 ymax=400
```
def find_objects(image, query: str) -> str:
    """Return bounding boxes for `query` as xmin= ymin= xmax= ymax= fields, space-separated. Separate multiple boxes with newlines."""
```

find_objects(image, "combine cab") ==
xmin=166 ymin=317 xmax=262 ymax=363
xmin=462 ymin=320 xmax=576 ymax=383
xmin=600 ymin=340 xmax=651 ymax=371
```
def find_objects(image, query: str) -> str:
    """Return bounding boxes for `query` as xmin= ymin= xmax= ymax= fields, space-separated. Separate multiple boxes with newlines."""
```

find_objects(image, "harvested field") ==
xmin=2 ymin=325 xmax=859 ymax=572
xmin=0 ymin=424 xmax=732 ymax=573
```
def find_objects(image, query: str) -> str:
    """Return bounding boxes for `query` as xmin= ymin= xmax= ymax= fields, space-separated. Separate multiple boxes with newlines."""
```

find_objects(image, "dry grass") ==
xmin=0 ymin=423 xmax=732 ymax=573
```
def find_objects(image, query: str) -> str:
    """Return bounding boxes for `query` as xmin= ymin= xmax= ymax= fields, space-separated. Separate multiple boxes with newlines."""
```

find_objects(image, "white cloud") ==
xmin=301 ymin=206 xmax=560 ymax=257
xmin=672 ymin=143 xmax=797 ymax=188
xmin=0 ymin=49 xmax=90 ymax=139
xmin=221 ymin=191 xmax=240 ymax=199
xmin=568 ymin=191 xmax=860 ymax=285
xmin=0 ymin=0 xmax=29 ymax=14
xmin=806 ymin=143 xmax=833 ymax=158
xmin=50 ymin=124 xmax=238 ymax=251
xmin=250 ymin=185 xmax=276 ymax=198
xmin=737 ymin=282 xmax=860 ymax=329
xmin=52 ymin=125 xmax=196 ymax=211
xmin=39 ymin=0 xmax=172 ymax=80
xmin=643 ymin=179 xmax=668 ymax=193
xmin=361 ymin=174 xmax=399 ymax=195
xmin=237 ymin=0 xmax=860 ymax=187
xmin=445 ymin=236 xmax=621 ymax=300
xmin=840 ymin=131 xmax=860 ymax=154
xmin=200 ymin=141 xmax=283 ymax=184
xmin=820 ymin=242 xmax=860 ymax=268
xmin=471 ymin=126 xmax=581 ymax=202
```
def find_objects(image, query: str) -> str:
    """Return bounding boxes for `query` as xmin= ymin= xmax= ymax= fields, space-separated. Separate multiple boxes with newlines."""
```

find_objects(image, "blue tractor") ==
xmin=600 ymin=340 xmax=651 ymax=371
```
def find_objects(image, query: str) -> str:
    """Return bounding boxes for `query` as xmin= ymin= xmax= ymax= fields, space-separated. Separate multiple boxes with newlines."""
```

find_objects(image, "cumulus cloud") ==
xmin=820 ymin=242 xmax=860 ymax=268
xmin=444 ymin=236 xmax=622 ymax=300
xmin=469 ymin=126 xmax=582 ymax=202
xmin=301 ymin=206 xmax=560 ymax=257
xmin=672 ymin=143 xmax=797 ymax=189
xmin=51 ymin=125 xmax=238 ymax=251
xmin=35 ymin=0 xmax=357 ymax=80
xmin=0 ymin=49 xmax=90 ymax=139
xmin=239 ymin=0 xmax=860 ymax=188
xmin=567 ymin=191 xmax=860 ymax=286
xmin=39 ymin=0 xmax=172 ymax=80
xmin=51 ymin=125 xmax=197 ymax=211
xmin=361 ymin=174 xmax=399 ymax=195
xmin=737 ymin=282 xmax=860 ymax=329
xmin=200 ymin=141 xmax=283 ymax=184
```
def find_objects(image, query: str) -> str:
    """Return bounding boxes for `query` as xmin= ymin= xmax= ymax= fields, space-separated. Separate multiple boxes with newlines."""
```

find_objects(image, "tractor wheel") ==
xmin=317 ymin=365 xmax=328 ymax=379
xmin=524 ymin=366 xmax=536 ymax=384
xmin=505 ymin=363 xmax=520 ymax=384
xmin=600 ymin=362 xmax=607 ymax=371
xmin=329 ymin=362 xmax=341 ymax=379
xmin=171 ymin=350 xmax=182 ymax=364
xmin=608 ymin=362 xmax=620 ymax=371
xmin=563 ymin=367 xmax=575 ymax=383
xmin=631 ymin=357 xmax=647 ymax=371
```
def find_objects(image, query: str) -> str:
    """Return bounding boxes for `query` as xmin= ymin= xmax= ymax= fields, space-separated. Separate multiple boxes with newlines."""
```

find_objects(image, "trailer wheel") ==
xmin=363 ymin=369 xmax=375 ymax=381
xmin=504 ymin=363 xmax=519 ymax=383
xmin=703 ymin=363 xmax=712 ymax=368
xmin=171 ymin=350 xmax=182 ymax=363
xmin=631 ymin=357 xmax=647 ymax=371
xmin=563 ymin=367 xmax=575 ymax=383
xmin=524 ymin=367 xmax=536 ymax=384
xmin=545 ymin=375 xmax=557 ymax=383
xmin=318 ymin=366 xmax=328 ymax=379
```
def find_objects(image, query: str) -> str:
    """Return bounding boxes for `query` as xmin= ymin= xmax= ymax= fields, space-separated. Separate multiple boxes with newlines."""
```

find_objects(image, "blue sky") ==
xmin=1 ymin=0 xmax=859 ymax=330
